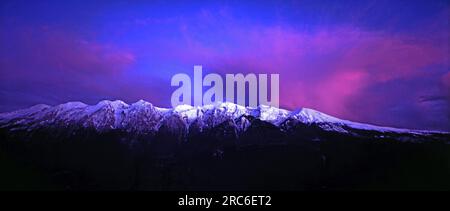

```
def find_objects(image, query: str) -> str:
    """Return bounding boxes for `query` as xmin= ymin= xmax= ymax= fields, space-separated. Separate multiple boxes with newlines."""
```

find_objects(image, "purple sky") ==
xmin=0 ymin=0 xmax=449 ymax=131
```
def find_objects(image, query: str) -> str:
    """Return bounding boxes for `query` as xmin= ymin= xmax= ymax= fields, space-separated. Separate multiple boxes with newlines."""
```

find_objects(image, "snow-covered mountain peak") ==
xmin=292 ymin=108 xmax=342 ymax=123
xmin=0 ymin=104 xmax=51 ymax=124
xmin=253 ymin=105 xmax=290 ymax=124
xmin=131 ymin=99 xmax=152 ymax=107
xmin=97 ymin=100 xmax=128 ymax=108
xmin=0 ymin=100 xmax=447 ymax=136
xmin=173 ymin=104 xmax=195 ymax=113
xmin=52 ymin=102 xmax=88 ymax=115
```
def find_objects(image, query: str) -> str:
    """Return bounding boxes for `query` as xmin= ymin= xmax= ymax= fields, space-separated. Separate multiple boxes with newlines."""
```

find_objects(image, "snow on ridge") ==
xmin=58 ymin=101 xmax=88 ymax=109
xmin=131 ymin=99 xmax=152 ymax=107
xmin=86 ymin=100 xmax=128 ymax=113
xmin=256 ymin=105 xmax=290 ymax=124
xmin=291 ymin=108 xmax=446 ymax=134
xmin=0 ymin=100 xmax=447 ymax=134
xmin=0 ymin=104 xmax=51 ymax=123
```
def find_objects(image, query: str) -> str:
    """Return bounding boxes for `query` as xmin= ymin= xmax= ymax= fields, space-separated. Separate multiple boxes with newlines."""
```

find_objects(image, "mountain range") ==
xmin=0 ymin=100 xmax=449 ymax=190
xmin=0 ymin=100 xmax=447 ymax=142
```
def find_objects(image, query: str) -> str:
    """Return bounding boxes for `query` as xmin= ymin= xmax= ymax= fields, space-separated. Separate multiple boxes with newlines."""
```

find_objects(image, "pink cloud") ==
xmin=338 ymin=33 xmax=443 ymax=82
xmin=0 ymin=26 xmax=137 ymax=102
xmin=163 ymin=21 xmax=448 ymax=124
xmin=310 ymin=70 xmax=370 ymax=117
xmin=1 ymin=26 xmax=135 ymax=79
xmin=443 ymin=72 xmax=450 ymax=88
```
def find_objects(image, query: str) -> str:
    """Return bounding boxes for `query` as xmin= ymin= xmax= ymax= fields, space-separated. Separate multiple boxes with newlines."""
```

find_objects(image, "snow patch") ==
xmin=0 ymin=100 xmax=447 ymax=135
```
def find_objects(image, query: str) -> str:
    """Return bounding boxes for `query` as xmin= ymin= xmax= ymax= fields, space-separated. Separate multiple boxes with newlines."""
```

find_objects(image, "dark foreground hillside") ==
xmin=0 ymin=123 xmax=449 ymax=191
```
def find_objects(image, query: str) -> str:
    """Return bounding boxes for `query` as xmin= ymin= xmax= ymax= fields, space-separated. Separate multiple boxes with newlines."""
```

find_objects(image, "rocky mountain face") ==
xmin=0 ymin=100 xmax=447 ymax=141
xmin=0 ymin=100 xmax=449 ymax=190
